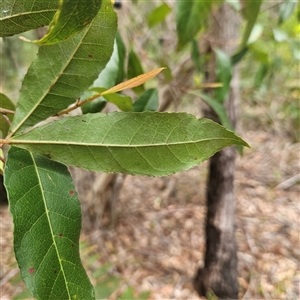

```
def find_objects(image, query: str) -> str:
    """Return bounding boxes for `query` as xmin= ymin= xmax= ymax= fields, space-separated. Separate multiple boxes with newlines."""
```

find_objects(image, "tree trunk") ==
xmin=194 ymin=4 xmax=240 ymax=299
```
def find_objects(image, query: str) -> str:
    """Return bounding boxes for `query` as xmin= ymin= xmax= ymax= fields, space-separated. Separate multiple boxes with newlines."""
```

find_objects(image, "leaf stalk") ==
xmin=0 ymin=107 xmax=15 ymax=115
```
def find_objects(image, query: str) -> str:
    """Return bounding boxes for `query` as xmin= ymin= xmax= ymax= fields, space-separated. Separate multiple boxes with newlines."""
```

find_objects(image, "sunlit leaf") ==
xmin=115 ymin=32 xmax=126 ymax=84
xmin=9 ymin=112 xmax=249 ymax=176
xmin=191 ymin=39 xmax=202 ymax=73
xmin=4 ymin=147 xmax=95 ymax=299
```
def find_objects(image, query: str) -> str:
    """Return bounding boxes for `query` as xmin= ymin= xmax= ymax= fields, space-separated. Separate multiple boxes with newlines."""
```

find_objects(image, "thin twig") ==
xmin=0 ymin=107 xmax=15 ymax=114
xmin=276 ymin=174 xmax=300 ymax=190
xmin=0 ymin=156 xmax=5 ymax=164
xmin=0 ymin=268 xmax=19 ymax=286
xmin=57 ymin=95 xmax=101 ymax=116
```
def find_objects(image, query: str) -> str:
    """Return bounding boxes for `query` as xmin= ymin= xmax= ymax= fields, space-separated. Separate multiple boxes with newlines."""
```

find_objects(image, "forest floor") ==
xmin=0 ymin=117 xmax=299 ymax=299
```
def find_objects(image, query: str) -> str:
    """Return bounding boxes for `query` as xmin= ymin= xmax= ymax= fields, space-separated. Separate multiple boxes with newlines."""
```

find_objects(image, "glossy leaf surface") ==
xmin=0 ymin=0 xmax=58 ymax=37
xmin=90 ymin=87 xmax=133 ymax=112
xmin=10 ymin=0 xmax=117 ymax=135
xmin=10 ymin=112 xmax=249 ymax=176
xmin=36 ymin=0 xmax=102 ymax=45
xmin=4 ymin=147 xmax=94 ymax=300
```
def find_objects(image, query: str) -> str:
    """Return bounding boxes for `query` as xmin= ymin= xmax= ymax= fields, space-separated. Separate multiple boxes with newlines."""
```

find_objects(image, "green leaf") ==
xmin=36 ymin=0 xmax=102 ymax=45
xmin=254 ymin=63 xmax=269 ymax=88
xmin=214 ymin=49 xmax=232 ymax=103
xmin=191 ymin=39 xmax=202 ymax=73
xmin=133 ymin=88 xmax=159 ymax=112
xmin=147 ymin=3 xmax=171 ymax=28
xmin=90 ymin=87 xmax=133 ymax=112
xmin=189 ymin=91 xmax=233 ymax=130
xmin=95 ymin=276 xmax=120 ymax=299
xmin=0 ymin=93 xmax=15 ymax=138
xmin=81 ymin=98 xmax=107 ymax=114
xmin=9 ymin=112 xmax=249 ymax=176
xmin=103 ymin=93 xmax=133 ymax=112
xmin=80 ymin=39 xmax=121 ymax=114
xmin=10 ymin=0 xmax=117 ymax=135
xmin=127 ymin=49 xmax=145 ymax=94
xmin=231 ymin=47 xmax=249 ymax=65
xmin=4 ymin=147 xmax=95 ymax=300
xmin=0 ymin=1 xmax=58 ymax=37
xmin=115 ymin=32 xmax=126 ymax=84
xmin=240 ymin=0 xmax=262 ymax=48
xmin=278 ymin=0 xmax=297 ymax=24
xmin=81 ymin=34 xmax=126 ymax=114
xmin=176 ymin=0 xmax=211 ymax=50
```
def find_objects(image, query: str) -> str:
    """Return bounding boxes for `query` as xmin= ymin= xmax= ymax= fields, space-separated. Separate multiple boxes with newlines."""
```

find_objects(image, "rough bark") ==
xmin=194 ymin=4 xmax=240 ymax=299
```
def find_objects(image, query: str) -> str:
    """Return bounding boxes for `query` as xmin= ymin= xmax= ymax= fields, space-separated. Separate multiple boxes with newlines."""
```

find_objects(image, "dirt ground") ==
xmin=0 ymin=122 xmax=299 ymax=300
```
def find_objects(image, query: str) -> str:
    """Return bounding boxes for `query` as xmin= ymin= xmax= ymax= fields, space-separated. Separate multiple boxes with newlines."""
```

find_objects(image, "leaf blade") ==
xmin=176 ymin=0 xmax=212 ymax=50
xmin=240 ymin=0 xmax=262 ymax=48
xmin=10 ymin=0 xmax=117 ymax=135
xmin=0 ymin=1 xmax=58 ymax=37
xmin=147 ymin=3 xmax=171 ymax=28
xmin=10 ymin=112 xmax=249 ymax=176
xmin=4 ymin=147 xmax=95 ymax=299
xmin=36 ymin=0 xmax=102 ymax=45
xmin=0 ymin=93 xmax=15 ymax=138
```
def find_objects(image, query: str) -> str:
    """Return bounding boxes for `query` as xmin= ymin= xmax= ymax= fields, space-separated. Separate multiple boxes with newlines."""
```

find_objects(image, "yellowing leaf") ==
xmin=102 ymin=68 xmax=166 ymax=95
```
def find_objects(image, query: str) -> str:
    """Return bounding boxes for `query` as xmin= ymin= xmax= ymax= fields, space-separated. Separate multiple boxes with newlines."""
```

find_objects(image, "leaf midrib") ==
xmin=31 ymin=152 xmax=71 ymax=299
xmin=1 ymin=9 xmax=57 ymax=21
xmin=10 ymin=137 xmax=242 ymax=147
